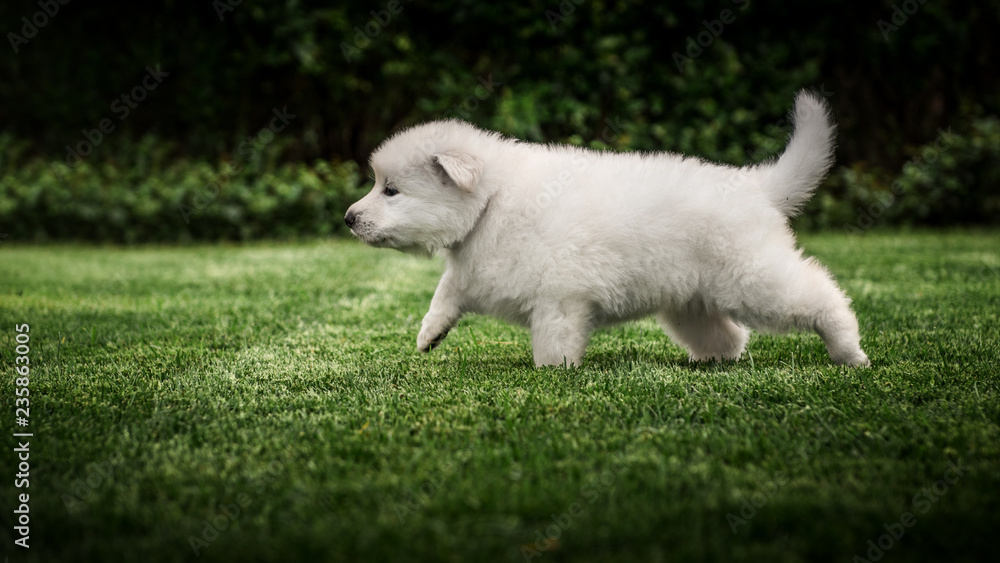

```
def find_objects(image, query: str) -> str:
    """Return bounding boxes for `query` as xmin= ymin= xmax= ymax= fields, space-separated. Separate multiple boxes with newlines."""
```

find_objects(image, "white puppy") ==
xmin=345 ymin=91 xmax=869 ymax=367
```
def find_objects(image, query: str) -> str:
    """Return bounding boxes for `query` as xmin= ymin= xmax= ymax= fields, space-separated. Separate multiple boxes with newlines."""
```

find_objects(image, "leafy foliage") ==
xmin=1 ymin=0 xmax=998 ymax=239
xmin=799 ymin=115 xmax=1000 ymax=232
xmin=0 ymin=134 xmax=363 ymax=242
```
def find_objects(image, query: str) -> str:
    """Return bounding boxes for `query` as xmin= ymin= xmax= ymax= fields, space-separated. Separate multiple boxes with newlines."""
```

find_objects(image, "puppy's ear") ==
xmin=432 ymin=151 xmax=482 ymax=193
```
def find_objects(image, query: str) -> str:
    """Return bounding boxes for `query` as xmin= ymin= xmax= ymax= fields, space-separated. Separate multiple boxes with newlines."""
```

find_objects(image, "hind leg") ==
xmin=730 ymin=256 xmax=869 ymax=367
xmin=659 ymin=302 xmax=750 ymax=362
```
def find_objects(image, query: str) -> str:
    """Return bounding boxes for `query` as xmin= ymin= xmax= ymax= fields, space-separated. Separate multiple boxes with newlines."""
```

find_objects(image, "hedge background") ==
xmin=1 ymin=0 xmax=998 ymax=242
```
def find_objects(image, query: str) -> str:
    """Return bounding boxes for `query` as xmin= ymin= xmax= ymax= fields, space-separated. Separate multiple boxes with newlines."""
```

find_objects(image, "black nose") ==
xmin=344 ymin=210 xmax=357 ymax=228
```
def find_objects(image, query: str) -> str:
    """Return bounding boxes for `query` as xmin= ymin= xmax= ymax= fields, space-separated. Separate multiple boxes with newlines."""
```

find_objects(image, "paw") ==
xmin=417 ymin=327 xmax=449 ymax=353
xmin=688 ymin=351 xmax=744 ymax=363
xmin=834 ymin=349 xmax=870 ymax=367
xmin=844 ymin=355 xmax=871 ymax=368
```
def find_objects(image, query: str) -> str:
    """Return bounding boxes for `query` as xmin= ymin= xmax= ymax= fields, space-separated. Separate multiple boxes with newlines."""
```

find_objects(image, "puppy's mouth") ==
xmin=351 ymin=227 xmax=397 ymax=248
xmin=352 ymin=227 xmax=431 ymax=257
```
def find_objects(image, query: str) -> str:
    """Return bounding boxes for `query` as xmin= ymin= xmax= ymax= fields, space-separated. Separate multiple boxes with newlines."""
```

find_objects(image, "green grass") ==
xmin=1 ymin=231 xmax=999 ymax=562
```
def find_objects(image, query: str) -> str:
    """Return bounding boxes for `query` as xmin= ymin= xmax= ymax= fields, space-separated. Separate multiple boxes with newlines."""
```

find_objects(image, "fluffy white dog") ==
xmin=345 ymin=91 xmax=869 ymax=367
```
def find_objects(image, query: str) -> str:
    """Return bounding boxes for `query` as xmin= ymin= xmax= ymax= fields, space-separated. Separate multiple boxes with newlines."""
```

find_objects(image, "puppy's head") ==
xmin=345 ymin=120 xmax=494 ymax=257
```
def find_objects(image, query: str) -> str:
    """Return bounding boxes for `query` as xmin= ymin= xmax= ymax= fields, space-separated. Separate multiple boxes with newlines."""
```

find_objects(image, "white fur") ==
xmin=345 ymin=91 xmax=870 ymax=367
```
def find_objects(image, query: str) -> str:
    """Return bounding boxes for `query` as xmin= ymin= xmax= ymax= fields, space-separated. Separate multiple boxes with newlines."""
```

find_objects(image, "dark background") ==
xmin=2 ymin=0 xmax=998 ymax=241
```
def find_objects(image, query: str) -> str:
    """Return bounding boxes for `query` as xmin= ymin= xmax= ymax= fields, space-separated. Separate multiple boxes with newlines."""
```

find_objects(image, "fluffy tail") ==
xmin=764 ymin=90 xmax=837 ymax=217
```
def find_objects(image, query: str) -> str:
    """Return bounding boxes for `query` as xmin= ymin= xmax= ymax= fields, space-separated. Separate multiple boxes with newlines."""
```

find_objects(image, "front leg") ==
xmin=530 ymin=302 xmax=592 ymax=367
xmin=417 ymin=269 xmax=464 ymax=353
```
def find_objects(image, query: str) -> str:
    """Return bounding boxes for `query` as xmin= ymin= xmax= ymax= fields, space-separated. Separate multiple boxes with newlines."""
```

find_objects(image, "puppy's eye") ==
xmin=383 ymin=184 xmax=399 ymax=197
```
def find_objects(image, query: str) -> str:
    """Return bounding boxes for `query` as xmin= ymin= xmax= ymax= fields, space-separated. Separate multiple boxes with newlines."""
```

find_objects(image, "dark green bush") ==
xmin=886 ymin=116 xmax=1000 ymax=226
xmin=797 ymin=114 xmax=1000 ymax=233
xmin=3 ymin=112 xmax=997 ymax=243
xmin=1 ymin=1 xmax=998 ymax=240
xmin=0 ymin=135 xmax=363 ymax=243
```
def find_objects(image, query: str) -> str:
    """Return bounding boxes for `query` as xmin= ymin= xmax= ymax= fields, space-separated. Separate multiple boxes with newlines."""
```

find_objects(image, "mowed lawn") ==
xmin=1 ymin=231 xmax=999 ymax=563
